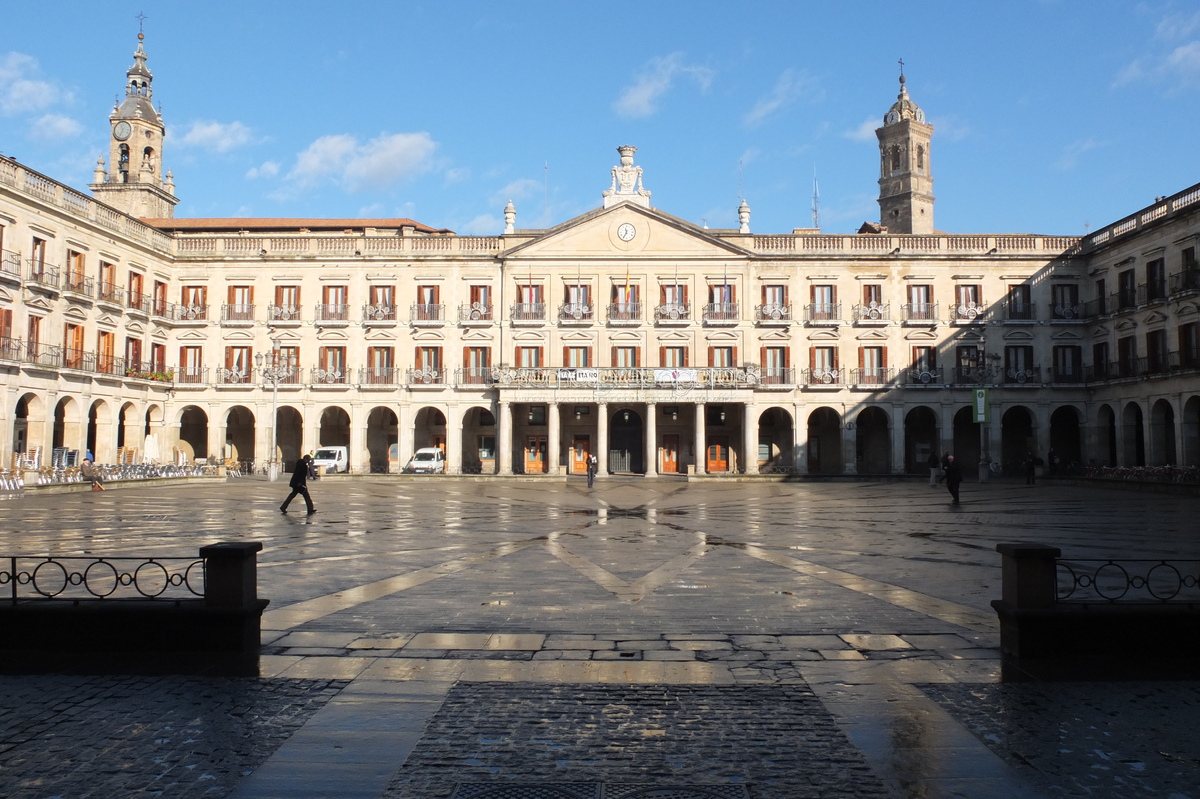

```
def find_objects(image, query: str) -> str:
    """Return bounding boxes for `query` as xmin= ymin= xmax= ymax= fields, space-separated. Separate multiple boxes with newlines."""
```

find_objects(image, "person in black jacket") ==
xmin=280 ymin=454 xmax=315 ymax=514
xmin=944 ymin=454 xmax=963 ymax=505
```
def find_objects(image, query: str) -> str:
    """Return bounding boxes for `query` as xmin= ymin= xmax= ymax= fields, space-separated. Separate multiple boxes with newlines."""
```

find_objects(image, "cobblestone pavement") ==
xmin=0 ymin=477 xmax=1198 ymax=798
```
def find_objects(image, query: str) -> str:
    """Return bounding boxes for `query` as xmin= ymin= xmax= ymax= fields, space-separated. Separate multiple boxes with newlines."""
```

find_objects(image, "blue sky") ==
xmin=2 ymin=2 xmax=1198 ymax=235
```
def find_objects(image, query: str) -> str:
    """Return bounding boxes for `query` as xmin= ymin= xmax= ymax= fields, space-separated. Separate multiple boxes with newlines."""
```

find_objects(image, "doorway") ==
xmin=662 ymin=434 xmax=679 ymax=473
xmin=571 ymin=436 xmax=590 ymax=474
xmin=525 ymin=435 xmax=547 ymax=474
xmin=706 ymin=436 xmax=730 ymax=472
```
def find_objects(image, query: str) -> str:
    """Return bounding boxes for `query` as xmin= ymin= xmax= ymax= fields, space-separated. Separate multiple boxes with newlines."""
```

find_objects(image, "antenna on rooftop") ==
xmin=738 ymin=159 xmax=744 ymax=202
xmin=811 ymin=169 xmax=820 ymax=230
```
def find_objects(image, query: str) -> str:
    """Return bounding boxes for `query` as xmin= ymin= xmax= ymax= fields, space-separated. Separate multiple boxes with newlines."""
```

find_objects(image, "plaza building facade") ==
xmin=1 ymin=40 xmax=1198 ymax=477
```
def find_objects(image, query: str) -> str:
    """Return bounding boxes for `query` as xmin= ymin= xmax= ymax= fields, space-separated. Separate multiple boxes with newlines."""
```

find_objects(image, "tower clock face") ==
xmin=113 ymin=121 xmax=132 ymax=141
xmin=617 ymin=223 xmax=636 ymax=242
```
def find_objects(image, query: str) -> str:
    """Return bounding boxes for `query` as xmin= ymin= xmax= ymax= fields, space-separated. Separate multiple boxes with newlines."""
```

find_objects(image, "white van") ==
xmin=404 ymin=447 xmax=445 ymax=474
xmin=312 ymin=446 xmax=349 ymax=474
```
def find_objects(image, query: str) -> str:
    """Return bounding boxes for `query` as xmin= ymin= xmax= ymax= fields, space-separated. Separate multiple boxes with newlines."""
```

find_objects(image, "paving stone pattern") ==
xmin=383 ymin=682 xmax=893 ymax=799
xmin=0 ymin=675 xmax=346 ymax=798
xmin=921 ymin=682 xmax=1200 ymax=798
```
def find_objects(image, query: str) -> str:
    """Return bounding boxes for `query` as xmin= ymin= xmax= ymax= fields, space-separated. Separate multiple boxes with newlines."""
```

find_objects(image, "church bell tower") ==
xmin=875 ymin=68 xmax=933 ymax=234
xmin=90 ymin=32 xmax=178 ymax=219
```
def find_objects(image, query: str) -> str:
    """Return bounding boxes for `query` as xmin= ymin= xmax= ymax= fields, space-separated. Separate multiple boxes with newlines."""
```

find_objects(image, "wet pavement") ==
xmin=0 ymin=477 xmax=1198 ymax=798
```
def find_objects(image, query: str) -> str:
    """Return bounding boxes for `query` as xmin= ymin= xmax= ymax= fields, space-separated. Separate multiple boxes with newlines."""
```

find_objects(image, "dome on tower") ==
xmin=115 ymin=34 xmax=161 ymax=123
xmin=883 ymin=74 xmax=925 ymax=126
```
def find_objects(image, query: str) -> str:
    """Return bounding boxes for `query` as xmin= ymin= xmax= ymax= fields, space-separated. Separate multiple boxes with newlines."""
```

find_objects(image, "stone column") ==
xmin=694 ymin=402 xmax=706 ymax=475
xmin=94 ymin=414 xmax=117 ymax=464
xmin=792 ymin=402 xmax=807 ymax=474
xmin=208 ymin=403 xmax=224 ymax=463
xmin=842 ymin=412 xmax=858 ymax=474
xmin=644 ymin=402 xmax=657 ymax=475
xmin=548 ymin=403 xmax=561 ymax=475
xmin=350 ymin=402 xmax=368 ymax=474
xmin=891 ymin=404 xmax=907 ymax=474
xmin=397 ymin=402 xmax=414 ymax=469
xmin=254 ymin=401 xmax=270 ymax=468
xmin=445 ymin=404 xmax=463 ymax=475
xmin=1036 ymin=402 xmax=1052 ymax=465
xmin=0 ymin=390 xmax=12 ymax=466
xmin=742 ymin=402 xmax=758 ymax=475
xmin=302 ymin=402 xmax=320 ymax=458
xmin=497 ymin=400 xmax=513 ymax=475
xmin=597 ymin=402 xmax=609 ymax=476
xmin=940 ymin=399 xmax=956 ymax=459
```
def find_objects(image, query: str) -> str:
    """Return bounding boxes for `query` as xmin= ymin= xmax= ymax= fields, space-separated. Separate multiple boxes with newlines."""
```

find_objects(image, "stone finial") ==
xmin=738 ymin=198 xmax=751 ymax=234
xmin=93 ymin=156 xmax=108 ymax=184
xmin=503 ymin=199 xmax=516 ymax=234
xmin=165 ymin=169 xmax=175 ymax=196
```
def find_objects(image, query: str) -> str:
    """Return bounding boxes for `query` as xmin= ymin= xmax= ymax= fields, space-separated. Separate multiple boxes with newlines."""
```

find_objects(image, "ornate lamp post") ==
xmin=255 ymin=342 xmax=294 ymax=482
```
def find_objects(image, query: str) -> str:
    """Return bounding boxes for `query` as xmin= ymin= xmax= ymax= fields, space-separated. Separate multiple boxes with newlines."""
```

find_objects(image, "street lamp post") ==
xmin=255 ymin=342 xmax=294 ymax=482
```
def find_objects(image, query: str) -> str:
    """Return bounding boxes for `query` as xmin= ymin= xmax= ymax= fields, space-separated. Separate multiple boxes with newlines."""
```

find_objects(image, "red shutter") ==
xmin=809 ymin=347 xmax=815 ymax=370
xmin=707 ymin=346 xmax=714 ymax=367
xmin=683 ymin=285 xmax=689 ymax=304
xmin=732 ymin=346 xmax=738 ymax=366
xmin=881 ymin=347 xmax=888 ymax=368
xmin=414 ymin=346 xmax=422 ymax=369
xmin=858 ymin=347 xmax=865 ymax=369
xmin=683 ymin=348 xmax=690 ymax=367
xmin=635 ymin=347 xmax=641 ymax=367
xmin=760 ymin=346 xmax=767 ymax=368
xmin=563 ymin=346 xmax=569 ymax=367
xmin=586 ymin=347 xmax=593 ymax=367
xmin=537 ymin=347 xmax=544 ymax=367
xmin=659 ymin=346 xmax=666 ymax=367
xmin=611 ymin=346 xmax=618 ymax=367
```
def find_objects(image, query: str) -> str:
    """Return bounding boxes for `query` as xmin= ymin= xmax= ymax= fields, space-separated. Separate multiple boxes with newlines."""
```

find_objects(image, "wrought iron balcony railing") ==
xmin=359 ymin=366 xmax=400 ymax=385
xmin=803 ymin=302 xmax=841 ymax=324
xmin=411 ymin=303 xmax=445 ymax=323
xmin=64 ymin=273 xmax=95 ymax=298
xmin=490 ymin=365 xmax=762 ymax=389
xmin=458 ymin=303 xmax=493 ymax=322
xmin=703 ymin=302 xmax=739 ymax=323
xmin=28 ymin=263 xmax=60 ymax=289
xmin=223 ymin=303 xmax=257 ymax=322
xmin=363 ymin=304 xmax=397 ymax=322
xmin=907 ymin=367 xmax=944 ymax=385
xmin=1051 ymin=303 xmax=1083 ymax=321
xmin=267 ymin=303 xmax=298 ymax=322
xmin=851 ymin=302 xmax=890 ymax=322
xmin=607 ymin=302 xmax=641 ymax=323
xmin=1004 ymin=366 xmax=1041 ymax=384
xmin=406 ymin=367 xmax=446 ymax=385
xmin=902 ymin=302 xmax=939 ymax=323
xmin=175 ymin=366 xmax=209 ymax=385
xmin=127 ymin=291 xmax=151 ymax=314
xmin=654 ymin=302 xmax=690 ymax=322
xmin=1004 ymin=302 xmax=1036 ymax=321
xmin=0 ymin=250 xmax=20 ymax=278
xmin=315 ymin=303 xmax=350 ymax=323
xmin=173 ymin=303 xmax=208 ymax=321
xmin=1169 ymin=269 xmax=1200 ymax=296
xmin=758 ymin=367 xmax=795 ymax=386
xmin=755 ymin=303 xmax=792 ymax=322
xmin=851 ymin=367 xmax=893 ymax=386
xmin=310 ymin=366 xmax=348 ymax=385
xmin=511 ymin=302 xmax=546 ymax=322
xmin=558 ymin=302 xmax=593 ymax=322
xmin=457 ymin=366 xmax=494 ymax=386
xmin=97 ymin=281 xmax=125 ymax=304
xmin=805 ymin=367 xmax=843 ymax=386
xmin=952 ymin=301 xmax=986 ymax=322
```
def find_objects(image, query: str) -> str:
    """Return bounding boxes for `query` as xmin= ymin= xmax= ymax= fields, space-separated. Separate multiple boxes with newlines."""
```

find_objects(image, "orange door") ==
xmin=706 ymin=436 xmax=729 ymax=472
xmin=571 ymin=437 xmax=590 ymax=474
xmin=662 ymin=434 xmax=679 ymax=473
xmin=525 ymin=436 xmax=547 ymax=474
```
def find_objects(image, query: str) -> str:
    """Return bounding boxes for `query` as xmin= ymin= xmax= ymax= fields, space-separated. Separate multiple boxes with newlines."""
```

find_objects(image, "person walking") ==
xmin=944 ymin=454 xmax=963 ymax=505
xmin=939 ymin=451 xmax=951 ymax=484
xmin=927 ymin=451 xmax=941 ymax=486
xmin=586 ymin=452 xmax=598 ymax=487
xmin=280 ymin=454 xmax=315 ymax=514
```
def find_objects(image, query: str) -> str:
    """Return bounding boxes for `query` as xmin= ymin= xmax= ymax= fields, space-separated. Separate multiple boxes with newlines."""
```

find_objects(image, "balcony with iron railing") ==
xmin=222 ymin=303 xmax=257 ymax=324
xmin=1050 ymin=302 xmax=1084 ymax=321
xmin=511 ymin=302 xmax=546 ymax=324
xmin=97 ymin=281 xmax=125 ymax=306
xmin=0 ymin=250 xmax=21 ymax=282
xmin=267 ymin=303 xmax=299 ymax=323
xmin=61 ymin=347 xmax=96 ymax=372
xmin=127 ymin=291 xmax=151 ymax=315
xmin=1048 ymin=368 xmax=1085 ymax=384
xmin=457 ymin=303 xmax=493 ymax=323
xmin=175 ymin=365 xmax=209 ymax=385
xmin=1003 ymin=302 xmax=1036 ymax=322
xmin=953 ymin=366 xmax=995 ymax=385
xmin=95 ymin=354 xmax=126 ymax=377
xmin=19 ymin=341 xmax=61 ymax=368
xmin=804 ymin=367 xmax=843 ymax=386
xmin=27 ymin=261 xmax=60 ymax=291
xmin=754 ymin=303 xmax=792 ymax=324
xmin=951 ymin=301 xmax=986 ymax=323
xmin=491 ymin=365 xmax=761 ymax=390
xmin=803 ymin=303 xmax=841 ymax=325
xmin=1139 ymin=281 xmax=1169 ymax=306
xmin=123 ymin=361 xmax=175 ymax=383
xmin=1081 ymin=297 xmax=1107 ymax=319
xmin=1114 ymin=290 xmax=1138 ymax=313
xmin=902 ymin=302 xmax=939 ymax=324
xmin=851 ymin=303 xmax=890 ymax=323
xmin=558 ymin=303 xmax=594 ymax=323
xmin=456 ymin=366 xmax=494 ymax=386
xmin=362 ymin=304 xmax=397 ymax=323
xmin=703 ymin=302 xmax=739 ymax=324
xmin=359 ymin=366 xmax=401 ymax=386
xmin=654 ymin=303 xmax=690 ymax=323
xmin=905 ymin=367 xmax=944 ymax=386
xmin=1004 ymin=366 xmax=1041 ymax=385
xmin=217 ymin=366 xmax=256 ymax=385
xmin=310 ymin=366 xmax=349 ymax=385
xmin=315 ymin=303 xmax=351 ymax=325
xmin=607 ymin=302 xmax=641 ymax=325
xmin=757 ymin=367 xmax=795 ymax=388
xmin=63 ymin=273 xmax=94 ymax=299
xmin=172 ymin=303 xmax=209 ymax=322
xmin=406 ymin=367 xmax=446 ymax=386
xmin=1169 ymin=269 xmax=1200 ymax=297
xmin=851 ymin=367 xmax=893 ymax=387
xmin=411 ymin=303 xmax=445 ymax=325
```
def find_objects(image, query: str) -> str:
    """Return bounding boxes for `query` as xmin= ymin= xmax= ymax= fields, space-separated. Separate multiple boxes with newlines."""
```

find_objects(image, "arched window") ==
xmin=917 ymin=145 xmax=925 ymax=171
xmin=891 ymin=146 xmax=902 ymax=171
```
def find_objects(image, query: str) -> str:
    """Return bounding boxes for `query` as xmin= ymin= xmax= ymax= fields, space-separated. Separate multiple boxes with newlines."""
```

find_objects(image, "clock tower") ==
xmin=875 ymin=70 xmax=933 ymax=234
xmin=90 ymin=33 xmax=178 ymax=219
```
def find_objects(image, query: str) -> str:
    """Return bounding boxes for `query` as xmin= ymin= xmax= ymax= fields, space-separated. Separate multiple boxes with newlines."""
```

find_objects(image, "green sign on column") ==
xmin=973 ymin=388 xmax=990 ymax=423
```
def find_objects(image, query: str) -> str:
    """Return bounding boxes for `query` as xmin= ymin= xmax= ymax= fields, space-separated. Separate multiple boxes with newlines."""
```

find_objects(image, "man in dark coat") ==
xmin=944 ymin=454 xmax=963 ymax=505
xmin=280 ymin=454 xmax=315 ymax=514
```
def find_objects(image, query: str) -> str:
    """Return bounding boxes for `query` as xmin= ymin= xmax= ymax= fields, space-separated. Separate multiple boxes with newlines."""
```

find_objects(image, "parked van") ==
xmin=404 ymin=447 xmax=445 ymax=474
xmin=312 ymin=446 xmax=349 ymax=474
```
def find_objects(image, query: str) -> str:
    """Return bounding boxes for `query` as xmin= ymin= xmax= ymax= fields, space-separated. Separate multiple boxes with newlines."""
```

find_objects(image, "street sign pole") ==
xmin=975 ymin=388 xmax=990 ymax=482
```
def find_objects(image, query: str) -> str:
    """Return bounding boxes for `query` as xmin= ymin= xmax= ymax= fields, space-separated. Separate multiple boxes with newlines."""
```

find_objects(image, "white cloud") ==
xmin=1156 ymin=11 xmax=1200 ymax=42
xmin=929 ymin=115 xmax=970 ymax=143
xmin=743 ymin=69 xmax=822 ymax=128
xmin=287 ymin=131 xmax=437 ymax=192
xmin=445 ymin=167 xmax=470 ymax=185
xmin=33 ymin=113 xmax=81 ymax=140
xmin=0 ymin=52 xmax=69 ymax=115
xmin=614 ymin=53 xmax=714 ymax=119
xmin=1114 ymin=12 xmax=1200 ymax=93
xmin=1056 ymin=138 xmax=1103 ymax=170
xmin=245 ymin=160 xmax=279 ymax=180
xmin=177 ymin=120 xmax=258 ymax=153
xmin=459 ymin=214 xmax=501 ymax=235
xmin=844 ymin=117 xmax=879 ymax=142
xmin=490 ymin=177 xmax=541 ymax=207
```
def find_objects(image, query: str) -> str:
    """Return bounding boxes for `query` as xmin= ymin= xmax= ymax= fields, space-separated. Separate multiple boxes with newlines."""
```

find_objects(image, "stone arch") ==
xmin=86 ymin=399 xmax=113 ymax=462
xmin=1149 ymin=398 xmax=1176 ymax=466
xmin=1122 ymin=402 xmax=1146 ymax=467
xmin=413 ymin=406 xmax=447 ymax=456
xmin=366 ymin=406 xmax=398 ymax=473
xmin=855 ymin=406 xmax=891 ymax=474
xmin=1001 ymin=405 xmax=1035 ymax=476
xmin=52 ymin=396 xmax=81 ymax=454
xmin=1183 ymin=396 xmax=1200 ymax=468
xmin=1049 ymin=405 xmax=1082 ymax=473
xmin=318 ymin=406 xmax=351 ymax=450
xmin=904 ymin=405 xmax=939 ymax=474
xmin=806 ymin=406 xmax=842 ymax=475
xmin=756 ymin=406 xmax=794 ymax=473
xmin=224 ymin=405 xmax=256 ymax=465
xmin=610 ymin=407 xmax=644 ymax=474
xmin=12 ymin=392 xmax=43 ymax=461
xmin=177 ymin=405 xmax=209 ymax=461
xmin=952 ymin=406 xmax=981 ymax=476
xmin=275 ymin=406 xmax=303 ymax=465
xmin=1095 ymin=404 xmax=1117 ymax=467
xmin=461 ymin=405 xmax=497 ymax=474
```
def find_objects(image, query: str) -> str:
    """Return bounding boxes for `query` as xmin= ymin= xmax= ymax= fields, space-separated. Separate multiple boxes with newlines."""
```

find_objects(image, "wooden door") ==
xmin=662 ymin=434 xmax=679 ymax=473
xmin=571 ymin=437 xmax=590 ymax=474
xmin=706 ymin=436 xmax=729 ymax=472
xmin=525 ymin=436 xmax=547 ymax=474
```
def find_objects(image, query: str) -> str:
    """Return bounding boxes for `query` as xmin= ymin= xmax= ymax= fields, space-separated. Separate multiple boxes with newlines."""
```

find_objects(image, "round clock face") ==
xmin=617 ymin=223 xmax=636 ymax=242
xmin=113 ymin=121 xmax=132 ymax=141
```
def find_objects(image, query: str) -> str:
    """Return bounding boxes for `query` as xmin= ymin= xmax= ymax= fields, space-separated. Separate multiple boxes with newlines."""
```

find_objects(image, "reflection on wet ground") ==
xmin=0 ymin=478 xmax=1198 ymax=798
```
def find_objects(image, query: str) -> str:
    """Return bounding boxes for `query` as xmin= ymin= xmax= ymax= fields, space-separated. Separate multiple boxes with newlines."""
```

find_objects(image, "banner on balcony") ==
xmin=653 ymin=368 xmax=698 ymax=383
xmin=558 ymin=368 xmax=598 ymax=383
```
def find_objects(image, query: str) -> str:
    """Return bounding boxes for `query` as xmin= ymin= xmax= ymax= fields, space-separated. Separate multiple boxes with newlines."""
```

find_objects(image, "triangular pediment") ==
xmin=1090 ymin=325 xmax=1110 ymax=339
xmin=1050 ymin=329 xmax=1082 ymax=341
xmin=904 ymin=330 xmax=938 ymax=341
xmin=461 ymin=329 xmax=495 ymax=341
xmin=223 ymin=330 xmax=255 ymax=342
xmin=561 ymin=330 xmax=596 ymax=343
xmin=0 ymin=288 xmax=12 ymax=303
xmin=757 ymin=329 xmax=790 ymax=342
xmin=654 ymin=330 xmax=691 ymax=343
xmin=855 ymin=330 xmax=889 ymax=341
xmin=364 ymin=328 xmax=397 ymax=341
xmin=411 ymin=329 xmax=444 ymax=342
xmin=151 ymin=329 xmax=168 ymax=341
xmin=807 ymin=329 xmax=840 ymax=341
xmin=316 ymin=329 xmax=350 ymax=342
xmin=703 ymin=330 xmax=739 ymax=343
xmin=24 ymin=295 xmax=53 ymax=312
xmin=177 ymin=329 xmax=208 ymax=341
xmin=501 ymin=203 xmax=752 ymax=261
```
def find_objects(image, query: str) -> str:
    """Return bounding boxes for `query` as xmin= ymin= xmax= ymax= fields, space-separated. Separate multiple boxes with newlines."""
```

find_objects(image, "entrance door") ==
xmin=525 ymin=436 xmax=547 ymax=474
xmin=571 ymin=436 xmax=590 ymax=474
xmin=706 ymin=436 xmax=729 ymax=472
xmin=662 ymin=434 xmax=679 ymax=473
